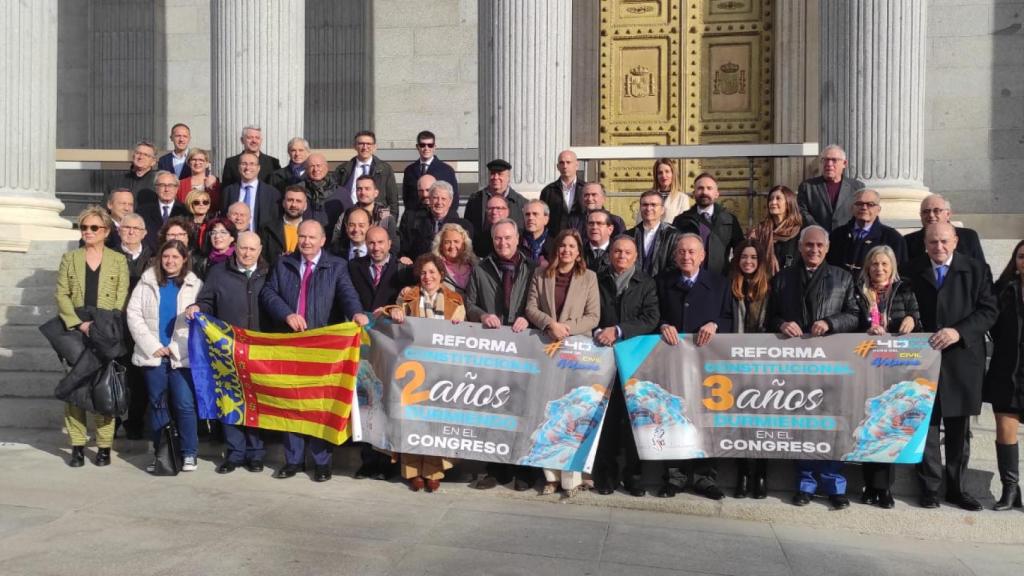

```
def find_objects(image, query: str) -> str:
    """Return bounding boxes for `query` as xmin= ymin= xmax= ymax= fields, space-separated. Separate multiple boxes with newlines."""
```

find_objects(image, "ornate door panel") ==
xmin=599 ymin=0 xmax=774 ymax=228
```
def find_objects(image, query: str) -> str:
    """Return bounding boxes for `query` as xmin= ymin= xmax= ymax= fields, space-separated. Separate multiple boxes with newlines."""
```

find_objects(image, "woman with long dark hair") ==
xmin=748 ymin=185 xmax=803 ymax=274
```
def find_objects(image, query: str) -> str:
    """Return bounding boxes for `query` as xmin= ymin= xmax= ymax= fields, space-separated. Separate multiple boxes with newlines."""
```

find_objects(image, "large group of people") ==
xmin=53 ymin=128 xmax=1023 ymax=513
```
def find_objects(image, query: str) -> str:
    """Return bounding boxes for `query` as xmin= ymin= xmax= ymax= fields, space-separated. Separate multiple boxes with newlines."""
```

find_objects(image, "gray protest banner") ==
xmin=353 ymin=317 xmax=617 ymax=472
xmin=614 ymin=333 xmax=941 ymax=463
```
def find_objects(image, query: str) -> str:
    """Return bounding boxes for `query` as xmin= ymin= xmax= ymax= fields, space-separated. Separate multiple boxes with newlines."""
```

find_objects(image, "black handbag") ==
xmin=152 ymin=421 xmax=182 ymax=476
xmin=90 ymin=360 xmax=129 ymax=418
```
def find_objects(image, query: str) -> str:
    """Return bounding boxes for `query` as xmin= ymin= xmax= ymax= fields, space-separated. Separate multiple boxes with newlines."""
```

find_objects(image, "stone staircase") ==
xmin=0 ymin=241 xmax=76 ymax=430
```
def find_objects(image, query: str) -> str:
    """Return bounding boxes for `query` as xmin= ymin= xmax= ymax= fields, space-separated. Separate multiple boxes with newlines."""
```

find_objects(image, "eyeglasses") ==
xmin=486 ymin=206 xmax=507 ymax=211
xmin=920 ymin=208 xmax=948 ymax=215
xmin=355 ymin=141 xmax=375 ymax=147
xmin=209 ymin=229 xmax=230 ymax=237
xmin=640 ymin=203 xmax=661 ymax=209
xmin=155 ymin=183 xmax=177 ymax=189
xmin=120 ymin=226 xmax=144 ymax=233
xmin=820 ymin=157 xmax=844 ymax=163
xmin=853 ymin=201 xmax=879 ymax=209
xmin=188 ymin=157 xmax=208 ymax=164
xmin=416 ymin=142 xmax=435 ymax=149
xmin=81 ymin=225 xmax=107 ymax=233
xmin=587 ymin=221 xmax=609 ymax=227
xmin=166 ymin=232 xmax=188 ymax=239
xmin=192 ymin=199 xmax=211 ymax=206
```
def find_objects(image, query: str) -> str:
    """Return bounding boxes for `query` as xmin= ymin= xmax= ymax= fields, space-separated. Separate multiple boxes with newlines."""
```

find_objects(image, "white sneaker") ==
xmin=182 ymin=455 xmax=198 ymax=472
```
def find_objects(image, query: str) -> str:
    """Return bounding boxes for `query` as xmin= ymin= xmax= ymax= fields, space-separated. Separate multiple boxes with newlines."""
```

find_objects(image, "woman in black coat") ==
xmin=983 ymin=239 xmax=1024 ymax=510
xmin=853 ymin=245 xmax=920 ymax=509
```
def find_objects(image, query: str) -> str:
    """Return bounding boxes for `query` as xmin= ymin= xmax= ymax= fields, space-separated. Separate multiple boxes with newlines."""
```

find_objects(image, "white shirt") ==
xmin=698 ymin=205 xmax=715 ymax=220
xmin=158 ymin=200 xmax=175 ymax=218
xmin=931 ymin=254 xmax=953 ymax=281
xmin=641 ymin=222 xmax=660 ymax=257
xmin=295 ymin=251 xmax=322 ymax=310
xmin=124 ymin=245 xmax=143 ymax=260
xmin=171 ymin=149 xmax=189 ymax=177
xmin=561 ymin=178 xmax=576 ymax=210
xmin=349 ymin=243 xmax=367 ymax=260
xmin=590 ymin=240 xmax=610 ymax=253
xmin=351 ymin=161 xmax=373 ymax=203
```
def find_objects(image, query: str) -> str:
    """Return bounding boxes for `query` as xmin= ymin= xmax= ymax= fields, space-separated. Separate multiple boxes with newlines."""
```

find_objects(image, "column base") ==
xmin=0 ymin=196 xmax=79 ymax=252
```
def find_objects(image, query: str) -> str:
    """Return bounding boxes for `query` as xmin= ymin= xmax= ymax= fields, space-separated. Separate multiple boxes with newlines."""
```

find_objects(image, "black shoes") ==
xmin=245 ymin=460 xmax=264 ymax=473
xmin=697 ymin=484 xmax=725 ymax=501
xmin=919 ymin=492 xmax=940 ymax=509
xmin=751 ymin=476 xmax=768 ymax=499
xmin=734 ymin=475 xmax=749 ymax=499
xmin=829 ymin=494 xmax=850 ymax=510
xmin=876 ymin=490 xmax=895 ymax=509
xmin=596 ymin=485 xmax=616 ymax=496
xmin=94 ymin=447 xmax=111 ymax=467
xmin=216 ymin=461 xmax=238 ymax=474
xmin=945 ymin=492 xmax=983 ymax=512
xmin=68 ymin=446 xmax=85 ymax=468
xmin=791 ymin=491 xmax=812 ymax=506
xmin=629 ymin=487 xmax=647 ymax=497
xmin=274 ymin=463 xmax=303 ymax=479
xmin=313 ymin=465 xmax=332 ymax=482
xmin=657 ymin=484 xmax=677 ymax=498
xmin=861 ymin=487 xmax=878 ymax=505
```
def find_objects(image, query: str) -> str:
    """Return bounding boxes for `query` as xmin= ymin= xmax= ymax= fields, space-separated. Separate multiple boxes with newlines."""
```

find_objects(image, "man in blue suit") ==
xmin=157 ymin=123 xmax=192 ymax=179
xmin=646 ymin=233 xmax=734 ymax=500
xmin=260 ymin=220 xmax=369 ymax=483
xmin=221 ymin=152 xmax=282 ymax=234
xmin=401 ymin=130 xmax=459 ymax=214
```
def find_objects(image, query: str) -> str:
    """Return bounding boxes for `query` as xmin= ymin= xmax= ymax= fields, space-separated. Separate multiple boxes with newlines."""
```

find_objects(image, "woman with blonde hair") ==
xmin=185 ymin=188 xmax=214 ymax=250
xmin=379 ymin=253 xmax=465 ymax=492
xmin=176 ymin=148 xmax=221 ymax=208
xmin=748 ymin=185 xmax=803 ymax=274
xmin=54 ymin=206 xmax=130 ymax=467
xmin=525 ymin=229 xmax=601 ymax=496
xmin=431 ymin=223 xmax=478 ymax=295
xmin=651 ymin=158 xmax=690 ymax=223
xmin=853 ymin=245 xmax=920 ymax=509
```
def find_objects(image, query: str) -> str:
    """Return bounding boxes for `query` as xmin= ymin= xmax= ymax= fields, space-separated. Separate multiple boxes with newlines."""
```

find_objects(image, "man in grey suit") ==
xmin=797 ymin=145 xmax=865 ymax=230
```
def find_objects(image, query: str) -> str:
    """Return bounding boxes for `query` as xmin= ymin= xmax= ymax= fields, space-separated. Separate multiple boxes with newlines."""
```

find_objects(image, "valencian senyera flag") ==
xmin=189 ymin=313 xmax=364 ymax=445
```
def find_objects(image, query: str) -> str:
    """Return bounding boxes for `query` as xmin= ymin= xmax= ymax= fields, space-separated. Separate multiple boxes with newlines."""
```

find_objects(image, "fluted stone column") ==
xmin=820 ymin=0 xmax=928 ymax=221
xmin=0 ymin=0 xmax=76 ymax=249
xmin=478 ymin=0 xmax=572 ymax=197
xmin=773 ymin=0 xmax=818 ymax=192
xmin=211 ymin=0 xmax=304 ymax=166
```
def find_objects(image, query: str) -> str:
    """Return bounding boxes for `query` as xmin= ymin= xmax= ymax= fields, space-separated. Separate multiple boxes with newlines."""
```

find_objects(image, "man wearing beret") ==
xmin=464 ymin=159 xmax=528 ymax=262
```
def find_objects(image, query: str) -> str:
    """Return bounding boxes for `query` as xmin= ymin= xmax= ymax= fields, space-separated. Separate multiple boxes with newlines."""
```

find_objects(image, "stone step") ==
xmin=0 ymin=267 xmax=58 ymax=287
xmin=0 ymin=305 xmax=59 ymax=326
xmin=0 ymin=286 xmax=58 ymax=306
xmin=0 ymin=252 xmax=66 ymax=271
xmin=0 ymin=325 xmax=50 ymax=348
xmin=0 ymin=397 xmax=64 ymax=429
xmin=0 ymin=370 xmax=62 ymax=398
xmin=0 ymin=347 xmax=65 ymax=372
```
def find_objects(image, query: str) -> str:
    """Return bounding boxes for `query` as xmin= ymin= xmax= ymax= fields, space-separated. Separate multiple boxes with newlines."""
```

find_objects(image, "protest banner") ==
xmin=614 ymin=333 xmax=941 ymax=463
xmin=355 ymin=317 xmax=617 ymax=472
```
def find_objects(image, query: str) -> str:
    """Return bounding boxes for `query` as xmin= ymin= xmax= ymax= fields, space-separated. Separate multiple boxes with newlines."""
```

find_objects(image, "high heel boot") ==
xmin=994 ymin=442 xmax=1022 ymax=511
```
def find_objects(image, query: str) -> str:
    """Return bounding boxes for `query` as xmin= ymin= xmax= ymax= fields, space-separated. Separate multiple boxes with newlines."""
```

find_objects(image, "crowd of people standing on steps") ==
xmin=51 ymin=126 xmax=1024 ymax=512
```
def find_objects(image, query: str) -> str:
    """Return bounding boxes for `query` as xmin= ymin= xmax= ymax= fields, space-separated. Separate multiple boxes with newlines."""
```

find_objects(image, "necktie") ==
xmin=242 ymin=184 xmax=252 ymax=205
xmin=698 ymin=212 xmax=712 ymax=248
xmin=372 ymin=263 xmax=384 ymax=287
xmin=363 ymin=164 xmax=370 ymax=177
xmin=935 ymin=264 xmax=948 ymax=288
xmin=161 ymin=205 xmax=169 ymax=221
xmin=855 ymin=228 xmax=868 ymax=241
xmin=420 ymin=162 xmax=429 ymax=176
xmin=680 ymin=277 xmax=694 ymax=289
xmin=297 ymin=260 xmax=314 ymax=319
xmin=593 ymin=248 xmax=604 ymax=259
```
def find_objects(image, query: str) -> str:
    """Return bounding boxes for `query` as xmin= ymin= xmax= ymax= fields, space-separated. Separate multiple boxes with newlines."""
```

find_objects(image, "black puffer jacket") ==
xmin=853 ymin=279 xmax=921 ymax=333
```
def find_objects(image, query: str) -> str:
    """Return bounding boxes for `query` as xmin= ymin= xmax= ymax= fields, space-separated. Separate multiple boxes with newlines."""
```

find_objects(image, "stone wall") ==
xmin=924 ymin=0 xmax=1024 ymax=215
xmin=161 ymin=0 xmax=213 ymax=150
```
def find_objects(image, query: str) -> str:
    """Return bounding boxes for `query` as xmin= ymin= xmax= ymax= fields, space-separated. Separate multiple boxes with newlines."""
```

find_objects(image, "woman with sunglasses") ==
xmin=176 ymin=148 xmax=221 ymax=209
xmin=185 ymin=189 xmax=215 ymax=251
xmin=55 ymin=206 xmax=130 ymax=467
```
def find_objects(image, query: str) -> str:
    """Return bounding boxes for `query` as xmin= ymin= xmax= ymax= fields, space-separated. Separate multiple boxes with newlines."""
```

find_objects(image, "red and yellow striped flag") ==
xmin=190 ymin=313 xmax=363 ymax=445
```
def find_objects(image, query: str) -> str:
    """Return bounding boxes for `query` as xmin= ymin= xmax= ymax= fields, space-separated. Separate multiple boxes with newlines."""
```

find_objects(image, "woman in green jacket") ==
xmin=55 ymin=206 xmax=130 ymax=467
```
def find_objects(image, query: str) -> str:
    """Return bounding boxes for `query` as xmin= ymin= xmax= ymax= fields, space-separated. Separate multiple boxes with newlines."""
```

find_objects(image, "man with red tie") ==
xmin=260 ymin=220 xmax=369 ymax=483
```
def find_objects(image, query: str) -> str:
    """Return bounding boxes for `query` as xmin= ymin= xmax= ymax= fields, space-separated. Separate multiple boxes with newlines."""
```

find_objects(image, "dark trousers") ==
xmin=593 ymin=380 xmax=639 ymax=490
xmin=861 ymin=463 xmax=894 ymax=491
xmin=359 ymin=443 xmax=395 ymax=475
xmin=283 ymin=432 xmax=332 ymax=466
xmin=918 ymin=415 xmax=971 ymax=496
xmin=638 ymin=460 xmax=718 ymax=491
xmin=223 ymin=423 xmax=265 ymax=464
xmin=123 ymin=362 xmax=148 ymax=435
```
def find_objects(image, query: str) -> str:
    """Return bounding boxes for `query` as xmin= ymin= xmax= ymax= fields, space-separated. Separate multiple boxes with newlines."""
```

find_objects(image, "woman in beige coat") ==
xmin=524 ymin=229 xmax=600 ymax=496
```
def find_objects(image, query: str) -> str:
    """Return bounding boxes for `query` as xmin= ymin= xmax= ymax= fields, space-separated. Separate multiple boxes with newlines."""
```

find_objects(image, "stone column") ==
xmin=478 ymin=0 xmax=572 ymax=197
xmin=773 ymin=0 xmax=819 ymax=192
xmin=211 ymin=0 xmax=305 ymax=165
xmin=820 ymin=0 xmax=928 ymax=221
xmin=0 ymin=0 xmax=76 ymax=249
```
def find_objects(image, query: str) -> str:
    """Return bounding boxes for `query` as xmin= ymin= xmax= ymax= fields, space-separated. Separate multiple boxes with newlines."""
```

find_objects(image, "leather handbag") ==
xmin=152 ymin=421 xmax=182 ymax=476
xmin=90 ymin=360 xmax=129 ymax=418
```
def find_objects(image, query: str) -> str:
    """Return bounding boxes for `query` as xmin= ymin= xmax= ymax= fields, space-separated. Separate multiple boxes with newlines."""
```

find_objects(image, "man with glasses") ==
xmin=221 ymin=151 xmax=282 ymax=233
xmin=798 ymin=144 xmax=865 ymax=230
xmin=827 ymin=188 xmax=908 ymax=273
xmin=402 ymin=130 xmax=458 ymax=212
xmin=138 ymin=171 xmax=189 ymax=249
xmin=221 ymin=125 xmax=281 ymax=188
xmin=473 ymin=194 xmax=515 ymax=258
xmin=333 ymin=130 xmax=399 ymax=216
xmin=115 ymin=211 xmax=153 ymax=440
xmin=584 ymin=209 xmax=616 ymax=276
xmin=120 ymin=140 xmax=160 ymax=206
xmin=627 ymin=190 xmax=679 ymax=278
xmin=904 ymin=194 xmax=986 ymax=264
xmin=571 ymin=182 xmax=626 ymax=238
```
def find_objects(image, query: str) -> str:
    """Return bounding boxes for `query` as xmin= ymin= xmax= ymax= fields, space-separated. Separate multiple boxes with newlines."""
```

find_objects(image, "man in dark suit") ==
xmin=904 ymin=194 xmax=986 ymax=264
xmin=593 ymin=236 xmax=660 ymax=496
xmin=333 ymin=130 xmax=400 ymax=216
xmin=402 ymin=130 xmax=458 ymax=212
xmin=220 ymin=125 xmax=282 ymax=188
xmin=827 ymin=188 xmax=908 ymax=273
xmin=464 ymin=219 xmax=538 ymax=491
xmin=138 ymin=170 xmax=189 ymax=250
xmin=907 ymin=222 xmax=998 ymax=510
xmin=329 ymin=176 xmax=398 ymax=254
xmin=465 ymin=159 xmax=528 ymax=240
xmin=221 ymin=151 xmax=282 ymax=234
xmin=120 ymin=140 xmax=159 ymax=207
xmin=649 ymin=233 xmax=733 ymax=499
xmin=99 ymin=188 xmax=135 ymax=250
xmin=569 ymin=182 xmax=626 ymax=239
xmin=114 ymin=212 xmax=152 ymax=439
xmin=766 ymin=225 xmax=862 ymax=510
xmin=331 ymin=206 xmax=371 ymax=261
xmin=298 ymin=153 xmax=339 ymax=228
xmin=259 ymin=185 xmax=307 ymax=267
xmin=520 ymin=199 xmax=551 ymax=266
xmin=672 ymin=173 xmax=744 ymax=277
xmin=260 ymin=220 xmax=369 ymax=483
xmin=539 ymin=150 xmax=584 ymax=234
xmin=399 ymin=180 xmax=473 ymax=261
xmin=627 ymin=190 xmax=679 ymax=278
xmin=267 ymin=137 xmax=310 ymax=193
xmin=797 ymin=144 xmax=865 ymax=230
xmin=583 ymin=209 xmax=615 ymax=276
xmin=157 ymin=123 xmax=192 ymax=180
xmin=472 ymin=194 xmax=516 ymax=259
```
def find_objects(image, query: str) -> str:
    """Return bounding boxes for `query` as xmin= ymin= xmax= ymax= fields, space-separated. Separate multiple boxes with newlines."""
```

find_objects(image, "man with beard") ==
xmin=259 ymin=185 xmax=308 ymax=266
xmin=671 ymin=173 xmax=744 ymax=276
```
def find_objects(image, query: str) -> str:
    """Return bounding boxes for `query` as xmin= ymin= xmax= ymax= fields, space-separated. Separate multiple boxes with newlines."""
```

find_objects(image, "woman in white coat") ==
xmin=127 ymin=239 xmax=203 ymax=472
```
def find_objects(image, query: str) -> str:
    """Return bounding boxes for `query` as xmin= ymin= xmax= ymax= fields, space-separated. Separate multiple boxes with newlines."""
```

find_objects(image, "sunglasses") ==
xmin=192 ymin=199 xmax=211 ymax=206
xmin=81 ymin=225 xmax=107 ymax=233
xmin=417 ymin=142 xmax=436 ymax=148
